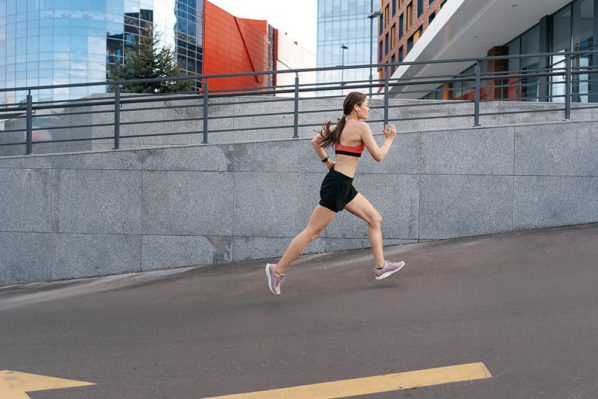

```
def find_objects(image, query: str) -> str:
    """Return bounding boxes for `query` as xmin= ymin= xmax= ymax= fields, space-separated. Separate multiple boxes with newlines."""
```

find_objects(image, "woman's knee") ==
xmin=304 ymin=227 xmax=323 ymax=241
xmin=370 ymin=212 xmax=382 ymax=228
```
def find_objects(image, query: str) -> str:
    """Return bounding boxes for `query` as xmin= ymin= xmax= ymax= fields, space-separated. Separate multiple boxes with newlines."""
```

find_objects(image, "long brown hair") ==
xmin=319 ymin=91 xmax=367 ymax=148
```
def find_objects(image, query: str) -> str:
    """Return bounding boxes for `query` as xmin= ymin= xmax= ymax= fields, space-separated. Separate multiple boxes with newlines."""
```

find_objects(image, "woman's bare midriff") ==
xmin=333 ymin=154 xmax=360 ymax=178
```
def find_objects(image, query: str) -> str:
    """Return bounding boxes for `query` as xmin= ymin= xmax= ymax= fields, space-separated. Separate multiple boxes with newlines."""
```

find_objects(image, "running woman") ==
xmin=266 ymin=91 xmax=405 ymax=295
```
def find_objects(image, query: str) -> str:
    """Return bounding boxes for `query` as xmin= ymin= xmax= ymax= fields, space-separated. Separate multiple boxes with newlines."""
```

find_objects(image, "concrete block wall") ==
xmin=1 ymin=118 xmax=597 ymax=286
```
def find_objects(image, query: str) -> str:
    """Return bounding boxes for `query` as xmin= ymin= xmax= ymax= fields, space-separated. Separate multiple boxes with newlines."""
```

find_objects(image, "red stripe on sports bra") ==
xmin=335 ymin=143 xmax=366 ymax=154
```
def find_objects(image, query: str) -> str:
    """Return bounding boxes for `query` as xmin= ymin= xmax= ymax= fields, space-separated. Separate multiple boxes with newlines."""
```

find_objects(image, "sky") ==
xmin=208 ymin=0 xmax=318 ymax=54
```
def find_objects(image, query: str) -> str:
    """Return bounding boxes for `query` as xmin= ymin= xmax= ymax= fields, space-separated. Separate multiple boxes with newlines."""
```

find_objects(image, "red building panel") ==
xmin=203 ymin=1 xmax=271 ymax=93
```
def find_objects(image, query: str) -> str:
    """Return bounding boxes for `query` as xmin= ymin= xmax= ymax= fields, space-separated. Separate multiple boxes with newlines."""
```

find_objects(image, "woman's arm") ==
xmin=311 ymin=133 xmax=335 ymax=169
xmin=360 ymin=122 xmax=396 ymax=162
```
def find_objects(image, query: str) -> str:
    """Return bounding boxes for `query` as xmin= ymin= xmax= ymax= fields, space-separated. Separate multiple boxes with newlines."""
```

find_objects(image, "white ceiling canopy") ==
xmin=390 ymin=0 xmax=573 ymax=98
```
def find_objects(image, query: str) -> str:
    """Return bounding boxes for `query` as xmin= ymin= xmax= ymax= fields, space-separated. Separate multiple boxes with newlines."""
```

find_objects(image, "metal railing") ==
xmin=1 ymin=49 xmax=598 ymax=156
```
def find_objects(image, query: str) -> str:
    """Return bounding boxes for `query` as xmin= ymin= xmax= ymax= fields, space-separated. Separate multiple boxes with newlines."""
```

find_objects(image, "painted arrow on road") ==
xmin=202 ymin=362 xmax=492 ymax=399
xmin=0 ymin=370 xmax=95 ymax=399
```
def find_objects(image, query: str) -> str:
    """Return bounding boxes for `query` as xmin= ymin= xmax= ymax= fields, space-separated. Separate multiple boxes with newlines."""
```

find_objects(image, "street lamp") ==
xmin=341 ymin=44 xmax=348 ymax=92
xmin=368 ymin=6 xmax=382 ymax=99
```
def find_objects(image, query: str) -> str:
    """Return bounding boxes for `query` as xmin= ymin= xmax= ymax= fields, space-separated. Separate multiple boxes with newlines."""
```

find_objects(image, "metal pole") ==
xmin=293 ymin=73 xmax=299 ymax=138
xmin=369 ymin=0 xmax=373 ymax=99
xmin=114 ymin=86 xmax=120 ymax=150
xmin=341 ymin=45 xmax=345 ymax=90
xmin=565 ymin=54 xmax=572 ymax=120
xmin=203 ymin=78 xmax=209 ymax=144
xmin=474 ymin=62 xmax=481 ymax=127
xmin=384 ymin=65 xmax=389 ymax=126
xmin=25 ymin=91 xmax=32 ymax=155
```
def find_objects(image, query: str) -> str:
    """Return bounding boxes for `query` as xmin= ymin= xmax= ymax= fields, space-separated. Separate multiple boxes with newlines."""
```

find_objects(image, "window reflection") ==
xmin=1 ymin=0 xmax=203 ymax=103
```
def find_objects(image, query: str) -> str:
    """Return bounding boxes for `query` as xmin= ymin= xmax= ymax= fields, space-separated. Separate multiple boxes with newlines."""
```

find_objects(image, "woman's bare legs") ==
xmin=344 ymin=193 xmax=385 ymax=268
xmin=275 ymin=205 xmax=337 ymax=275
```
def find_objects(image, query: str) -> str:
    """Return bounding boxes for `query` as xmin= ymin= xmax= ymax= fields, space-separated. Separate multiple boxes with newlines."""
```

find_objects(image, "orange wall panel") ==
xmin=204 ymin=1 xmax=271 ymax=92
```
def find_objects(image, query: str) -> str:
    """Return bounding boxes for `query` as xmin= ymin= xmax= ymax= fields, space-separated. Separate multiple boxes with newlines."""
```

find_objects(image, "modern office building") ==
xmin=377 ymin=0 xmax=446 ymax=77
xmin=0 ymin=0 xmax=204 ymax=105
xmin=0 ymin=0 xmax=313 ymax=105
xmin=388 ymin=0 xmax=598 ymax=102
xmin=316 ymin=0 xmax=380 ymax=95
xmin=203 ymin=2 xmax=277 ymax=93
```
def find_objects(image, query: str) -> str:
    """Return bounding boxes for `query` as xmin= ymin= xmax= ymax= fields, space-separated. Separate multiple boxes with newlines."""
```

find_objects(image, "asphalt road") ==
xmin=1 ymin=224 xmax=598 ymax=399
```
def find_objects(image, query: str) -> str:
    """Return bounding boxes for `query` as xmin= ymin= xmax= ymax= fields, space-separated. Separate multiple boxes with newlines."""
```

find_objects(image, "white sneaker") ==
xmin=374 ymin=260 xmax=405 ymax=280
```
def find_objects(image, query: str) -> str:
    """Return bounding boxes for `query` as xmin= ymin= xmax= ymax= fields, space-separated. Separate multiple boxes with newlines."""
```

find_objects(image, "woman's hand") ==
xmin=326 ymin=159 xmax=335 ymax=170
xmin=384 ymin=124 xmax=397 ymax=140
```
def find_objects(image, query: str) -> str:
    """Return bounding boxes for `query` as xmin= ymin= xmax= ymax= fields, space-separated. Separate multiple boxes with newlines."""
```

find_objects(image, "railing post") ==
xmin=203 ymin=78 xmax=209 ymax=144
xmin=384 ymin=65 xmax=389 ymax=127
xmin=565 ymin=53 xmax=572 ymax=120
xmin=293 ymin=73 xmax=299 ymax=138
xmin=474 ymin=62 xmax=481 ymax=127
xmin=25 ymin=90 xmax=32 ymax=155
xmin=114 ymin=86 xmax=120 ymax=150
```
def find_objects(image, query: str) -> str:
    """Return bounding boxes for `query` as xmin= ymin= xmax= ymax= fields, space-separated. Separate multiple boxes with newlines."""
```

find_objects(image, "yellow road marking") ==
xmin=0 ymin=370 xmax=95 ymax=399
xmin=203 ymin=362 xmax=492 ymax=399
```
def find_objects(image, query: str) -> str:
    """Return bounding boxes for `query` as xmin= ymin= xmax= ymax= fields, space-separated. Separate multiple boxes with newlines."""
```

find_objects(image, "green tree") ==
xmin=108 ymin=29 xmax=195 ymax=93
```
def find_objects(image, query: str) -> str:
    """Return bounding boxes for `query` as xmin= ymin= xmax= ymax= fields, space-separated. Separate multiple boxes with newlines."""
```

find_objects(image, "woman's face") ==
xmin=355 ymin=98 xmax=370 ymax=120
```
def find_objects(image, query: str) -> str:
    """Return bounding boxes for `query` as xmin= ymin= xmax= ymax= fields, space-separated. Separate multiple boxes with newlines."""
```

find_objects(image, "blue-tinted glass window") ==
xmin=107 ymin=0 xmax=124 ymax=16
xmin=572 ymin=0 xmax=593 ymax=51
xmin=54 ymin=0 xmax=69 ymax=8
xmin=553 ymin=5 xmax=571 ymax=52
xmin=90 ymin=0 xmax=106 ymax=11
xmin=71 ymin=0 xmax=87 ymax=9
xmin=16 ymin=2 xmax=27 ymax=14
xmin=27 ymin=36 xmax=39 ymax=53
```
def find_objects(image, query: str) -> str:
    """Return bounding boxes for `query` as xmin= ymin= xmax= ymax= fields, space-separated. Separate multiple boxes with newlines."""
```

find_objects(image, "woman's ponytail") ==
xmin=317 ymin=92 xmax=367 ymax=149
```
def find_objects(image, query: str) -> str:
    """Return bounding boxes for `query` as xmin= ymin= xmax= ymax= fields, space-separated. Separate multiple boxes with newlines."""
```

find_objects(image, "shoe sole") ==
xmin=265 ymin=263 xmax=279 ymax=295
xmin=375 ymin=261 xmax=405 ymax=280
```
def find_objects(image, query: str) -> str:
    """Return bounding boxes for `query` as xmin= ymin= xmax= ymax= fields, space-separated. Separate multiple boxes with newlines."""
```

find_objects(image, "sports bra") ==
xmin=335 ymin=120 xmax=365 ymax=157
xmin=335 ymin=142 xmax=366 ymax=157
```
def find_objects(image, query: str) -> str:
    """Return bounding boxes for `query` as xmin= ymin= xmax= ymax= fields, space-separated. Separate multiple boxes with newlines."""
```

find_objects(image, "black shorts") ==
xmin=319 ymin=168 xmax=358 ymax=213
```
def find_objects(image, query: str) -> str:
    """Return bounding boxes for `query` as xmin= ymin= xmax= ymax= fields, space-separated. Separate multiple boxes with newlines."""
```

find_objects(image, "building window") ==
xmin=429 ymin=0 xmax=434 ymax=4
xmin=429 ymin=11 xmax=436 ymax=24
xmin=520 ymin=24 xmax=541 ymax=101
xmin=391 ymin=54 xmax=396 ymax=73
xmin=418 ymin=0 xmax=423 ymax=18
xmin=385 ymin=32 xmax=389 ymax=55
xmin=407 ymin=4 xmax=412 ymax=28
xmin=414 ymin=27 xmax=422 ymax=44
xmin=379 ymin=41 xmax=383 ymax=62
xmin=391 ymin=24 xmax=396 ymax=48
xmin=572 ymin=0 xmax=593 ymax=102
xmin=407 ymin=36 xmax=414 ymax=52
xmin=399 ymin=47 xmax=404 ymax=62
xmin=553 ymin=4 xmax=572 ymax=53
xmin=392 ymin=0 xmax=397 ymax=15
xmin=385 ymin=5 xmax=390 ymax=28
xmin=379 ymin=15 xmax=384 ymax=34
xmin=399 ymin=14 xmax=404 ymax=39
xmin=400 ymin=0 xmax=403 ymax=7
xmin=551 ymin=5 xmax=571 ymax=102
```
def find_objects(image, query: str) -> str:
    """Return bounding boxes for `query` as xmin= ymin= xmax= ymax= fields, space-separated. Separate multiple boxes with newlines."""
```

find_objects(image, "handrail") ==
xmin=1 ymin=49 xmax=597 ymax=156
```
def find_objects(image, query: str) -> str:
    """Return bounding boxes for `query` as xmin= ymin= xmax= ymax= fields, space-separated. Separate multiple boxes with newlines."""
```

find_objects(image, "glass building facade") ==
xmin=424 ymin=0 xmax=596 ymax=103
xmin=317 ymin=0 xmax=379 ymax=95
xmin=0 ymin=0 xmax=203 ymax=105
